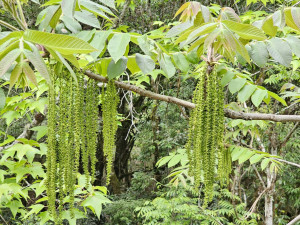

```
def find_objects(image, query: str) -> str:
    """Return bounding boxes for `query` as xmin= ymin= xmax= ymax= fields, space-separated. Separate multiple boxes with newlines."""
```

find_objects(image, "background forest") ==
xmin=0 ymin=0 xmax=299 ymax=225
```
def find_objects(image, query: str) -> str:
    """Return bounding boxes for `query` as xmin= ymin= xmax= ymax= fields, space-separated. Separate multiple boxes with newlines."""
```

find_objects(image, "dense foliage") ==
xmin=0 ymin=0 xmax=299 ymax=225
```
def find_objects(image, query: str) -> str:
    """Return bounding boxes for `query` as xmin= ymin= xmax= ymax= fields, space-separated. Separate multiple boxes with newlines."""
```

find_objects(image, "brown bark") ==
xmin=85 ymin=70 xmax=300 ymax=122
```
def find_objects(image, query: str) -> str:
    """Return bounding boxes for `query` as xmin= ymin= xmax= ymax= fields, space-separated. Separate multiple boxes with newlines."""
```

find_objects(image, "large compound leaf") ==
xmin=107 ymin=33 xmax=131 ymax=62
xmin=249 ymin=41 xmax=269 ymax=67
xmin=266 ymin=38 xmax=292 ymax=67
xmin=24 ymin=30 xmax=96 ymax=55
xmin=223 ymin=20 xmax=266 ymax=40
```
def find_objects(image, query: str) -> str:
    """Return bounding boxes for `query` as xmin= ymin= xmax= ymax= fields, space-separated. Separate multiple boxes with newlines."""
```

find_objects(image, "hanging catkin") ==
xmin=186 ymin=65 xmax=230 ymax=207
xmin=101 ymin=80 xmax=119 ymax=185
xmin=46 ymin=71 xmax=99 ymax=223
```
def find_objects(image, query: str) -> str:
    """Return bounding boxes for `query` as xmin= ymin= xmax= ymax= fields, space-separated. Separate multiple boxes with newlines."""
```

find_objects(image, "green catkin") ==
xmin=101 ymin=80 xmax=119 ymax=185
xmin=46 ymin=70 xmax=57 ymax=220
xmin=46 ymin=71 xmax=101 ymax=223
xmin=85 ymin=79 xmax=99 ymax=186
xmin=186 ymin=65 xmax=228 ymax=207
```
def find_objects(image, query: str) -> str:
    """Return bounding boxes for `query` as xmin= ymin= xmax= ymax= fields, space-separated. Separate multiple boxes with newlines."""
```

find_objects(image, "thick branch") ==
xmin=84 ymin=71 xmax=300 ymax=122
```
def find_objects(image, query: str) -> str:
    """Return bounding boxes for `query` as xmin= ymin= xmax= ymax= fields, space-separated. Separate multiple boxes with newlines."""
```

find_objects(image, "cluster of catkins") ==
xmin=46 ymin=71 xmax=93 ymax=223
xmin=186 ymin=65 xmax=231 ymax=207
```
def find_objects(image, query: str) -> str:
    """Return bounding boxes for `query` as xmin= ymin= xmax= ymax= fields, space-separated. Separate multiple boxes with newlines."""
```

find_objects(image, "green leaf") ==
xmin=249 ymin=41 xmax=269 ymax=67
xmin=22 ymin=62 xmax=38 ymax=86
xmin=61 ymin=15 xmax=82 ymax=33
xmin=266 ymin=38 xmax=292 ymax=67
xmin=81 ymin=194 xmax=111 ymax=219
xmin=237 ymin=84 xmax=256 ymax=103
xmin=74 ymin=10 xmax=100 ymax=29
xmin=90 ymin=31 xmax=112 ymax=58
xmin=166 ymin=21 xmax=193 ymax=38
xmin=156 ymin=155 xmax=173 ymax=167
xmin=24 ymin=204 xmax=44 ymax=219
xmin=107 ymin=57 xmax=128 ymax=79
xmin=185 ymin=23 xmax=218 ymax=45
xmin=228 ymin=78 xmax=247 ymax=94
xmin=268 ymin=91 xmax=287 ymax=106
xmin=159 ymin=53 xmax=176 ymax=78
xmin=30 ymin=126 xmax=48 ymax=141
xmin=220 ymin=70 xmax=234 ymax=87
xmin=107 ymin=33 xmax=131 ymax=62
xmin=262 ymin=15 xmax=277 ymax=36
xmin=135 ymin=53 xmax=155 ymax=75
xmin=285 ymin=35 xmax=300 ymax=58
xmin=0 ymin=170 xmax=7 ymax=182
xmin=0 ymin=135 xmax=15 ymax=147
xmin=168 ymin=154 xmax=182 ymax=168
xmin=261 ymin=158 xmax=271 ymax=170
xmin=0 ymin=87 xmax=5 ymax=110
xmin=24 ymin=48 xmax=50 ymax=84
xmin=2 ymin=111 xmax=20 ymax=125
xmin=0 ymin=49 xmax=21 ymax=77
xmin=80 ymin=0 xmax=112 ymax=21
xmin=61 ymin=0 xmax=76 ymax=18
xmin=250 ymin=154 xmax=265 ymax=164
xmin=24 ymin=30 xmax=96 ymax=55
xmin=251 ymin=89 xmax=268 ymax=107
xmin=238 ymin=149 xmax=255 ymax=164
xmin=99 ymin=0 xmax=115 ymax=9
xmin=172 ymin=53 xmax=190 ymax=73
xmin=222 ymin=20 xmax=266 ymax=40
xmin=127 ymin=56 xmax=141 ymax=74
xmin=6 ymin=200 xmax=23 ymax=218
xmin=9 ymin=63 xmax=22 ymax=89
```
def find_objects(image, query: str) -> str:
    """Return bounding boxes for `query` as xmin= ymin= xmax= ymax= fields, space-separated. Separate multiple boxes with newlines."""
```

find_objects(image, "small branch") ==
xmin=84 ymin=71 xmax=300 ymax=122
xmin=245 ymin=187 xmax=269 ymax=219
xmin=252 ymin=164 xmax=266 ymax=189
xmin=287 ymin=214 xmax=300 ymax=225
xmin=274 ymin=158 xmax=300 ymax=168
xmin=0 ymin=113 xmax=45 ymax=152
xmin=0 ymin=19 xmax=19 ymax=31
xmin=279 ymin=122 xmax=299 ymax=149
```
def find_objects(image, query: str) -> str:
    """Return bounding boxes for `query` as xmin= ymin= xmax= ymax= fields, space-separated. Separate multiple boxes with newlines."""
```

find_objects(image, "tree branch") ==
xmin=84 ymin=71 xmax=300 ymax=122
xmin=279 ymin=122 xmax=299 ymax=149
xmin=287 ymin=214 xmax=300 ymax=225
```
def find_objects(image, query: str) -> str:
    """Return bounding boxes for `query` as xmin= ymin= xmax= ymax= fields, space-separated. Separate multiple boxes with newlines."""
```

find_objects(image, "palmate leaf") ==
xmin=24 ymin=30 xmax=96 ymax=55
